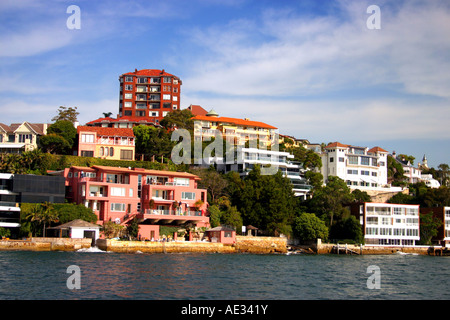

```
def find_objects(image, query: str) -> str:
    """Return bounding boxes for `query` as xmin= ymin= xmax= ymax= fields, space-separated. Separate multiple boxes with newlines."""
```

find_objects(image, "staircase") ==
xmin=120 ymin=211 xmax=141 ymax=226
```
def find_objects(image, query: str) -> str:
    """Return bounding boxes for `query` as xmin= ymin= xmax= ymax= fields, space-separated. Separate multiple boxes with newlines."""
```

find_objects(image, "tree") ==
xmin=39 ymin=134 xmax=71 ymax=154
xmin=387 ymin=155 xmax=406 ymax=185
xmin=221 ymin=206 xmax=243 ymax=232
xmin=227 ymin=166 xmax=298 ymax=236
xmin=329 ymin=216 xmax=364 ymax=243
xmin=397 ymin=154 xmax=415 ymax=165
xmin=160 ymin=109 xmax=194 ymax=131
xmin=293 ymin=213 xmax=328 ymax=242
xmin=25 ymin=202 xmax=58 ymax=237
xmin=304 ymin=171 xmax=323 ymax=191
xmin=47 ymin=120 xmax=77 ymax=151
xmin=438 ymin=163 xmax=449 ymax=187
xmin=51 ymin=106 xmax=79 ymax=123
xmin=418 ymin=211 xmax=442 ymax=245
xmin=208 ymin=205 xmax=222 ymax=228
xmin=133 ymin=125 xmax=174 ymax=161
xmin=352 ymin=189 xmax=371 ymax=202
xmin=191 ymin=167 xmax=228 ymax=204
xmin=308 ymin=176 xmax=354 ymax=227
xmin=287 ymin=145 xmax=322 ymax=170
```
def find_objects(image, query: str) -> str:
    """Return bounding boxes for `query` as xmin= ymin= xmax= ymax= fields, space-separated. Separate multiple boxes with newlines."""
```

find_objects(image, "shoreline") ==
xmin=1 ymin=236 xmax=448 ymax=256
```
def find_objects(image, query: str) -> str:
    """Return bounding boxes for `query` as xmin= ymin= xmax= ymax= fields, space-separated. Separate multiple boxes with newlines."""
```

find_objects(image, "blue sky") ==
xmin=1 ymin=0 xmax=449 ymax=168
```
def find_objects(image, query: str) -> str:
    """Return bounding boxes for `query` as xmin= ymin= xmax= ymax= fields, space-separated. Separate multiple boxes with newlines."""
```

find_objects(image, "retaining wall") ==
xmin=0 ymin=238 xmax=92 ymax=251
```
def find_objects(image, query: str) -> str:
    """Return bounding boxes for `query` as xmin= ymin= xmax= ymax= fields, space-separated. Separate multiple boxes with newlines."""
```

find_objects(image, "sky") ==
xmin=0 ymin=0 xmax=449 ymax=168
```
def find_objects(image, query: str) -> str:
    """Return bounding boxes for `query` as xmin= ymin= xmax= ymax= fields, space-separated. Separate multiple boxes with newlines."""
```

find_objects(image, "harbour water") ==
xmin=0 ymin=249 xmax=449 ymax=301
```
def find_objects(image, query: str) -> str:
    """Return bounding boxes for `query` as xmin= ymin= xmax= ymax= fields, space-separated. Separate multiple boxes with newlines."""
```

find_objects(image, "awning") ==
xmin=0 ymin=222 xmax=20 ymax=227
xmin=0 ymin=143 xmax=25 ymax=148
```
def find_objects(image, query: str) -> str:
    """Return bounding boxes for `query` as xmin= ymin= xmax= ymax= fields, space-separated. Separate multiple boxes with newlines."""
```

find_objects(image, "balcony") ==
xmin=139 ymin=209 xmax=207 ymax=225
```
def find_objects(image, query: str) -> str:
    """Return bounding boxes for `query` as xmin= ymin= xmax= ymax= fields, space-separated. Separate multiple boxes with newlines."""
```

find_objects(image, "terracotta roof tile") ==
xmin=192 ymin=115 xmax=277 ymax=130
xmin=77 ymin=126 xmax=135 ymax=137
xmin=368 ymin=146 xmax=388 ymax=153
xmin=121 ymin=69 xmax=179 ymax=79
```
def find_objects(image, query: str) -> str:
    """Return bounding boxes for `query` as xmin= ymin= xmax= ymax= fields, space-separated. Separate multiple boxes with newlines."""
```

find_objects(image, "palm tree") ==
xmin=26 ymin=202 xmax=59 ymax=237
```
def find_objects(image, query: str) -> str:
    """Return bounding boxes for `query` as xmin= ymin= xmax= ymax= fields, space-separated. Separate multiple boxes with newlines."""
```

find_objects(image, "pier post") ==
xmin=337 ymin=243 xmax=339 ymax=255
xmin=360 ymin=244 xmax=363 ymax=255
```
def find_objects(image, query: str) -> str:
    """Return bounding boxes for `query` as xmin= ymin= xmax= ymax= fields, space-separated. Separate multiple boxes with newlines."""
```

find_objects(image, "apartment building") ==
xmin=192 ymin=109 xmax=278 ymax=148
xmin=0 ymin=173 xmax=65 ymax=237
xmin=118 ymin=69 xmax=182 ymax=124
xmin=350 ymin=202 xmax=420 ymax=246
xmin=63 ymin=165 xmax=209 ymax=240
xmin=420 ymin=207 xmax=450 ymax=246
xmin=77 ymin=126 xmax=135 ymax=161
xmin=0 ymin=122 xmax=49 ymax=154
xmin=321 ymin=142 xmax=390 ymax=190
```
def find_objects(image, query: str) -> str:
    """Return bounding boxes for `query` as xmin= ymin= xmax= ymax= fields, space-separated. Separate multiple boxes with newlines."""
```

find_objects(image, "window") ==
xmin=81 ymin=150 xmax=94 ymax=157
xmin=163 ymin=94 xmax=171 ymax=100
xmin=182 ymin=192 xmax=195 ymax=200
xmin=339 ymin=157 xmax=344 ymax=162
xmin=163 ymin=77 xmax=171 ymax=83
xmin=124 ymin=93 xmax=132 ymax=99
xmin=371 ymin=172 xmax=377 ymax=177
xmin=347 ymin=169 xmax=358 ymax=175
xmin=120 ymin=150 xmax=133 ymax=160
xmin=174 ymin=177 xmax=189 ymax=186
xmin=348 ymin=156 xmax=358 ymax=164
xmin=110 ymin=147 xmax=114 ymax=157
xmin=125 ymin=76 xmax=133 ymax=82
xmin=124 ymin=101 xmax=132 ymax=108
xmin=125 ymin=85 xmax=133 ymax=91
xmin=361 ymin=170 xmax=370 ymax=176
xmin=361 ymin=157 xmax=370 ymax=166
xmin=110 ymin=203 xmax=126 ymax=211
xmin=367 ymin=217 xmax=378 ymax=225
xmin=111 ymin=187 xmax=125 ymax=196
xmin=329 ymin=157 xmax=334 ymax=163
xmin=80 ymin=133 xmax=94 ymax=143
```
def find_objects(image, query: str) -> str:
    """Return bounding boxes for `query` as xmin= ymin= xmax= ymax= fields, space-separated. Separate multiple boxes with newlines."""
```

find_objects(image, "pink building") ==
xmin=63 ymin=165 xmax=209 ymax=240
xmin=77 ymin=126 xmax=135 ymax=161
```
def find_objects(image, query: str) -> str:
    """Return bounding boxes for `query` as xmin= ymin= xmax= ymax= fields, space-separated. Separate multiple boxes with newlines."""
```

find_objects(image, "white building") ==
xmin=351 ymin=202 xmax=420 ymax=246
xmin=204 ymin=147 xmax=311 ymax=199
xmin=321 ymin=142 xmax=392 ymax=191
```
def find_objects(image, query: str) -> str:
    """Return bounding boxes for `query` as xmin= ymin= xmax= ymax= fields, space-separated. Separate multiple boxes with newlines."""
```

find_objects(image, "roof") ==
xmin=77 ymin=126 xmax=135 ymax=137
xmin=0 ymin=122 xmax=49 ymax=135
xmin=90 ymin=165 xmax=202 ymax=180
xmin=49 ymin=219 xmax=100 ymax=229
xmin=325 ymin=142 xmax=350 ymax=149
xmin=86 ymin=116 xmax=160 ymax=126
xmin=120 ymin=69 xmax=179 ymax=79
xmin=192 ymin=115 xmax=277 ymax=130
xmin=368 ymin=146 xmax=388 ymax=153
xmin=207 ymin=226 xmax=235 ymax=232
xmin=186 ymin=105 xmax=208 ymax=116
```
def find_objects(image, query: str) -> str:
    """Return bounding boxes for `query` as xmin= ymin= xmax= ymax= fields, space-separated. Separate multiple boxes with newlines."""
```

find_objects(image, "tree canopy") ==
xmin=51 ymin=106 xmax=79 ymax=123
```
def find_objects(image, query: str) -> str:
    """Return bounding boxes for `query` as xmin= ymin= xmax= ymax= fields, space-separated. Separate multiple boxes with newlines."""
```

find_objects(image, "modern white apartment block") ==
xmin=350 ymin=202 xmax=420 ymax=246
xmin=321 ymin=142 xmax=390 ymax=190
xmin=204 ymin=147 xmax=311 ymax=199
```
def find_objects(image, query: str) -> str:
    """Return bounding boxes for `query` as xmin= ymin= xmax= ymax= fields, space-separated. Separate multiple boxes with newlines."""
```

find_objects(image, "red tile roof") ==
xmin=192 ymin=115 xmax=277 ymax=130
xmin=325 ymin=142 xmax=350 ymax=149
xmin=77 ymin=126 xmax=135 ymax=137
xmin=368 ymin=146 xmax=388 ymax=153
xmin=91 ymin=165 xmax=201 ymax=180
xmin=186 ymin=105 xmax=208 ymax=116
xmin=121 ymin=69 xmax=179 ymax=78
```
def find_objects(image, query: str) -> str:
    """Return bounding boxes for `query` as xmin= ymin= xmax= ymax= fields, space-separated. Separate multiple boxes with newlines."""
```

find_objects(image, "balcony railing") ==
xmin=144 ymin=209 xmax=203 ymax=217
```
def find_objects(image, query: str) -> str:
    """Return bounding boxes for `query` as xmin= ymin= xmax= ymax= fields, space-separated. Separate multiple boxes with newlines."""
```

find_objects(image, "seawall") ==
xmin=0 ymin=238 xmax=92 ymax=251
xmin=97 ymin=236 xmax=288 ymax=254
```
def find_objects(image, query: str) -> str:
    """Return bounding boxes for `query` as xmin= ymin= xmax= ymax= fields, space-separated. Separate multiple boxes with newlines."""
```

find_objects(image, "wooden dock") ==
xmin=333 ymin=243 xmax=361 ymax=255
